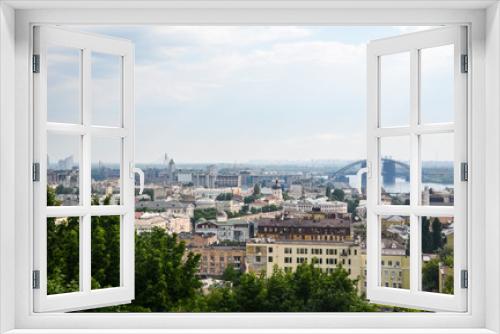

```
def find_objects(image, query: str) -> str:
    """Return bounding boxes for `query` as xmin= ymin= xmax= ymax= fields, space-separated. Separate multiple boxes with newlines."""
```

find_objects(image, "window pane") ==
xmin=380 ymin=215 xmax=410 ymax=289
xmin=91 ymin=215 xmax=121 ymax=289
xmin=91 ymin=137 xmax=121 ymax=205
xmin=47 ymin=46 xmax=81 ymax=124
xmin=47 ymin=133 xmax=80 ymax=206
xmin=47 ymin=216 xmax=80 ymax=295
xmin=421 ymin=216 xmax=454 ymax=294
xmin=421 ymin=133 xmax=454 ymax=206
xmin=380 ymin=52 xmax=410 ymax=128
xmin=92 ymin=52 xmax=122 ymax=127
xmin=380 ymin=136 xmax=410 ymax=205
xmin=420 ymin=45 xmax=454 ymax=124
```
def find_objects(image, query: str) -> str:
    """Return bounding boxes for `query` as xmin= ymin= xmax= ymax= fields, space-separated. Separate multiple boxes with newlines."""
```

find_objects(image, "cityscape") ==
xmin=47 ymin=152 xmax=455 ymax=303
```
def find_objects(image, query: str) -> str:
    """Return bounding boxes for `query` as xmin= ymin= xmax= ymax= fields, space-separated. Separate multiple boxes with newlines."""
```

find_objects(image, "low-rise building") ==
xmin=358 ymin=241 xmax=410 ymax=294
xmin=182 ymin=232 xmax=218 ymax=247
xmin=191 ymin=245 xmax=246 ymax=277
xmin=256 ymin=217 xmax=352 ymax=242
xmin=283 ymin=199 xmax=348 ymax=214
xmin=245 ymin=239 xmax=361 ymax=281
xmin=195 ymin=219 xmax=254 ymax=242
xmin=195 ymin=198 xmax=216 ymax=209
xmin=136 ymin=200 xmax=194 ymax=217
xmin=135 ymin=212 xmax=168 ymax=233
xmin=216 ymin=200 xmax=243 ymax=214
xmin=166 ymin=215 xmax=192 ymax=234
xmin=422 ymin=186 xmax=454 ymax=206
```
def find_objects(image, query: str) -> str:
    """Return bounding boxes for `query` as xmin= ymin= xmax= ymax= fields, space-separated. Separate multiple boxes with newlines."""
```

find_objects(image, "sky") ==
xmin=47 ymin=25 xmax=454 ymax=165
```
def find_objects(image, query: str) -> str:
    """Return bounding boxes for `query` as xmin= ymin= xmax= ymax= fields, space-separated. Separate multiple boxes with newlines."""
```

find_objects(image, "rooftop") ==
xmin=257 ymin=218 xmax=350 ymax=228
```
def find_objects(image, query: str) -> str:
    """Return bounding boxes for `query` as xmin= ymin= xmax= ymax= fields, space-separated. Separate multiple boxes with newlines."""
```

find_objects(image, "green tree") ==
xmin=422 ymin=258 xmax=440 ymax=292
xmin=421 ymin=217 xmax=433 ymax=253
xmin=46 ymin=186 xmax=79 ymax=295
xmin=91 ymin=215 xmax=120 ymax=289
xmin=325 ymin=186 xmax=332 ymax=198
xmin=263 ymin=266 xmax=299 ymax=312
xmin=347 ymin=198 xmax=359 ymax=214
xmin=203 ymin=286 xmax=237 ymax=312
xmin=431 ymin=218 xmax=444 ymax=251
xmin=233 ymin=272 xmax=267 ymax=312
xmin=244 ymin=195 xmax=256 ymax=204
xmin=216 ymin=193 xmax=233 ymax=201
xmin=132 ymin=230 xmax=202 ymax=312
xmin=193 ymin=208 xmax=217 ymax=221
xmin=253 ymin=183 xmax=261 ymax=196
xmin=331 ymin=189 xmax=345 ymax=201
xmin=222 ymin=266 xmax=242 ymax=285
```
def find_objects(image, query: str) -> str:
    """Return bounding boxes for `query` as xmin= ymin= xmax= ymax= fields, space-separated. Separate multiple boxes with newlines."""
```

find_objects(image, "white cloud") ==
xmin=134 ymin=38 xmax=365 ymax=104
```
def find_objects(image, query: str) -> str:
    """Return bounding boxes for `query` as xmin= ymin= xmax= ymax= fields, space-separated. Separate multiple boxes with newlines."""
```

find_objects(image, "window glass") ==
xmin=47 ymin=133 xmax=81 ymax=206
xmin=92 ymin=52 xmax=122 ymax=127
xmin=421 ymin=133 xmax=454 ymax=206
xmin=47 ymin=216 xmax=80 ymax=294
xmin=380 ymin=216 xmax=410 ymax=289
xmin=379 ymin=136 xmax=411 ymax=205
xmin=91 ymin=137 xmax=121 ymax=205
xmin=91 ymin=215 xmax=121 ymax=289
xmin=421 ymin=216 xmax=454 ymax=294
xmin=47 ymin=46 xmax=81 ymax=124
xmin=420 ymin=45 xmax=454 ymax=124
xmin=380 ymin=52 xmax=410 ymax=128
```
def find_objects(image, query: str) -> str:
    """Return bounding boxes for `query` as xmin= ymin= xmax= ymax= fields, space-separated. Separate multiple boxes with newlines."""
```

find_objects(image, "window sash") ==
xmin=32 ymin=26 xmax=135 ymax=313
xmin=366 ymin=25 xmax=468 ymax=312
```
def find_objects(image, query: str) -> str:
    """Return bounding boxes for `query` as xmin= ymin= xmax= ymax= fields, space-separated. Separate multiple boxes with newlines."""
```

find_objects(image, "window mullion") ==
xmin=81 ymin=48 xmax=92 ymax=293
xmin=409 ymin=48 xmax=420 ymax=293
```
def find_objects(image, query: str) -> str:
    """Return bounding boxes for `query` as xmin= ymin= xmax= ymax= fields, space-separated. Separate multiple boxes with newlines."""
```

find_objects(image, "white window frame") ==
xmin=32 ymin=26 xmax=135 ymax=312
xmin=0 ymin=1 xmax=499 ymax=333
xmin=366 ymin=26 xmax=468 ymax=312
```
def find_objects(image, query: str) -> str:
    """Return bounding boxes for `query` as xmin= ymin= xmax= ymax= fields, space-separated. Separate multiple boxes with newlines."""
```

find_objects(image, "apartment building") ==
xmin=255 ymin=218 xmax=352 ymax=242
xmin=358 ymin=243 xmax=410 ymax=295
xmin=192 ymin=245 xmax=246 ymax=277
xmin=246 ymin=240 xmax=361 ymax=280
xmin=195 ymin=219 xmax=255 ymax=242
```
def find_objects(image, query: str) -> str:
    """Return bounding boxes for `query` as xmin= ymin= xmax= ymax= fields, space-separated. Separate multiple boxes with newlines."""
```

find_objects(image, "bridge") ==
xmin=330 ymin=158 xmax=410 ymax=192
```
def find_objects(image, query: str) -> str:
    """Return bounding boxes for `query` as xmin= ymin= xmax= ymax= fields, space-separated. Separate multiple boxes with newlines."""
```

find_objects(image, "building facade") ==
xmin=246 ymin=240 xmax=361 ymax=281
xmin=195 ymin=219 xmax=254 ymax=242
xmin=192 ymin=246 xmax=246 ymax=277
xmin=215 ymin=175 xmax=241 ymax=188
xmin=256 ymin=218 xmax=352 ymax=242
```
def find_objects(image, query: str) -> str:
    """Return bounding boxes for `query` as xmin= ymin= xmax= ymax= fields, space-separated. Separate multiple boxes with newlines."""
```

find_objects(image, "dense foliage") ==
xmin=421 ymin=217 xmax=445 ymax=253
xmin=193 ymin=208 xmax=217 ymax=221
xmin=215 ymin=193 xmax=233 ymax=201
xmin=203 ymin=266 xmax=377 ymax=312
